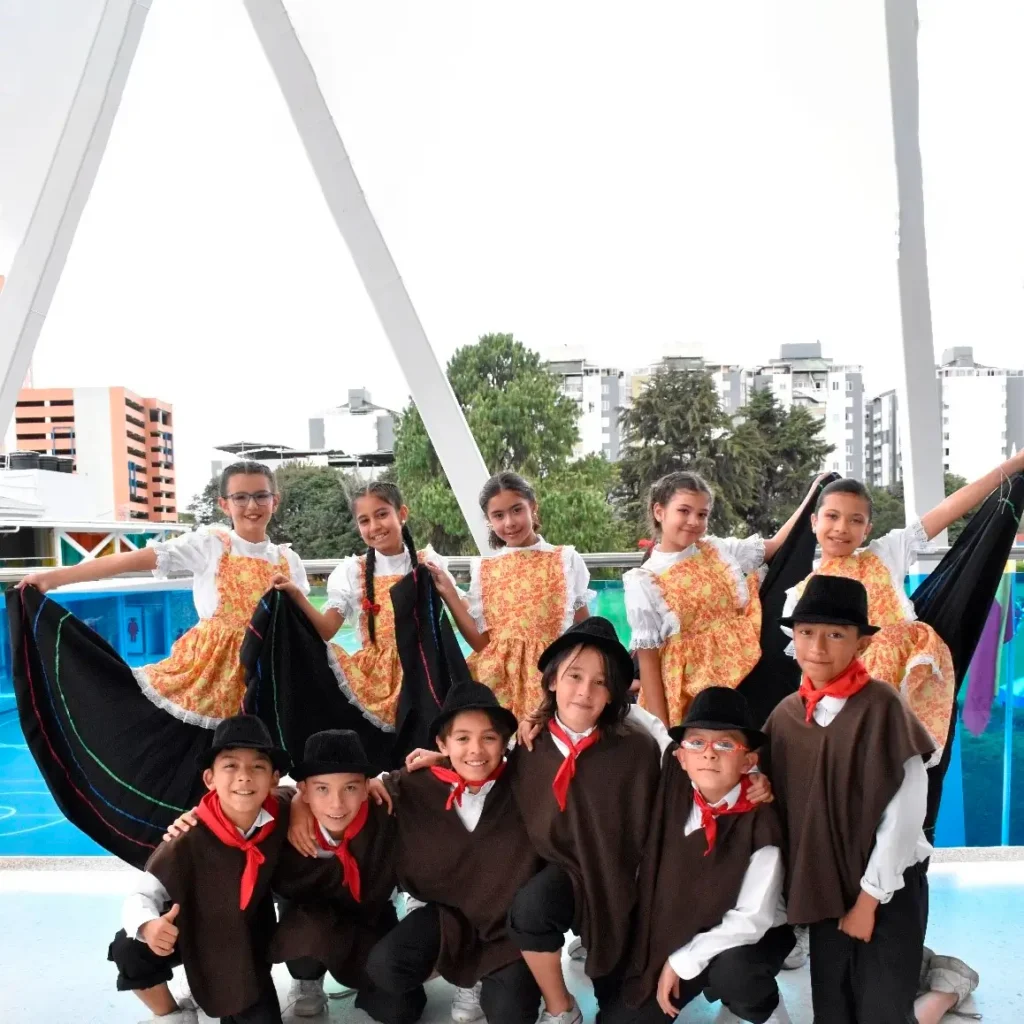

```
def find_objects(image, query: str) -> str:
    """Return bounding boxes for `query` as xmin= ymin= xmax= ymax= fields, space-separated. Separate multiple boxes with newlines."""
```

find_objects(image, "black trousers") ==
xmin=366 ymin=903 xmax=541 ymax=1024
xmin=808 ymin=863 xmax=928 ymax=1024
xmin=107 ymin=929 xmax=283 ymax=1023
xmin=604 ymin=925 xmax=794 ymax=1024
xmin=508 ymin=862 xmax=622 ymax=1013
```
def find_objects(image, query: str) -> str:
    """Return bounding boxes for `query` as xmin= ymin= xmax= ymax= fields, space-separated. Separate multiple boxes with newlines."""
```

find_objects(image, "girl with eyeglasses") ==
xmin=14 ymin=460 xmax=308 ymax=866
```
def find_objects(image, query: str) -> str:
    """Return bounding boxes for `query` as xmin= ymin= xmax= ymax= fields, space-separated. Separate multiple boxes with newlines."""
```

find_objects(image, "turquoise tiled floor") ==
xmin=0 ymin=858 xmax=1010 ymax=1022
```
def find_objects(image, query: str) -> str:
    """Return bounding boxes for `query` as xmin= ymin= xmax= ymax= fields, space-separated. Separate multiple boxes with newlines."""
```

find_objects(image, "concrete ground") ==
xmin=0 ymin=854 xmax=1011 ymax=1023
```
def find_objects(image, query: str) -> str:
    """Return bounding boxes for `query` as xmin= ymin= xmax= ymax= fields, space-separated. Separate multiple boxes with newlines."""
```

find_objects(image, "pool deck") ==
xmin=0 ymin=852 xmax=1016 ymax=1023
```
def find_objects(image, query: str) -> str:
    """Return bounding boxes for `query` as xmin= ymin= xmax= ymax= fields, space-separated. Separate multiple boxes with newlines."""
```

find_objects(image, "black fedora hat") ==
xmin=428 ymin=681 xmax=518 ymax=746
xmin=537 ymin=616 xmax=634 ymax=683
xmin=779 ymin=575 xmax=880 ymax=635
xmin=669 ymin=686 xmax=766 ymax=749
xmin=293 ymin=729 xmax=372 ymax=781
xmin=197 ymin=714 xmax=291 ymax=773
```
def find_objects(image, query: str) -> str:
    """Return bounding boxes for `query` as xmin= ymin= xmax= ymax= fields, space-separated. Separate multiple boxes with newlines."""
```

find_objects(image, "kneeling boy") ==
xmin=765 ymin=575 xmax=934 ymax=1023
xmin=617 ymin=687 xmax=793 ymax=1024
xmin=108 ymin=715 xmax=292 ymax=1023
xmin=270 ymin=729 xmax=424 ymax=1024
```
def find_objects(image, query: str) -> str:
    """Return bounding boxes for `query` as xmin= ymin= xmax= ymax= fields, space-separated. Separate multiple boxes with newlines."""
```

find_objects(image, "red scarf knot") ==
xmin=548 ymin=718 xmax=602 ymax=812
xmin=361 ymin=597 xmax=381 ymax=616
xmin=430 ymin=761 xmax=507 ymax=810
xmin=314 ymin=798 xmax=369 ymax=902
xmin=798 ymin=659 xmax=871 ymax=722
xmin=692 ymin=777 xmax=758 ymax=856
xmin=194 ymin=792 xmax=279 ymax=910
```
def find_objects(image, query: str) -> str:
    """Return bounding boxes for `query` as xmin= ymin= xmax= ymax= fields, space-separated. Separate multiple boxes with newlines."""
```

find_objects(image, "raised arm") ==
xmin=763 ymin=474 xmax=826 ymax=562
xmin=920 ymin=451 xmax=1024 ymax=540
xmin=19 ymin=547 xmax=158 ymax=594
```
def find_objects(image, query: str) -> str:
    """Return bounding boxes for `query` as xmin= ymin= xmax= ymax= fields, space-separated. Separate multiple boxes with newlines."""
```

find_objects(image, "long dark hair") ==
xmin=815 ymin=477 xmax=874 ymax=521
xmin=349 ymin=481 xmax=417 ymax=645
xmin=535 ymin=644 xmax=631 ymax=731
xmin=478 ymin=471 xmax=541 ymax=550
xmin=641 ymin=471 xmax=714 ymax=564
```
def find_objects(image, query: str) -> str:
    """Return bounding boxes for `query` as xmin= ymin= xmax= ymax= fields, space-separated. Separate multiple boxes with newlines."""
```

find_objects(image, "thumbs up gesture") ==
xmin=141 ymin=903 xmax=180 ymax=956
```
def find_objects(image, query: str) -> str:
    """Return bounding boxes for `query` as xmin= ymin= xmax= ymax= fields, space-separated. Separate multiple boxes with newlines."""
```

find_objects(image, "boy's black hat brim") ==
xmin=428 ymin=701 xmax=518 ymax=746
xmin=293 ymin=759 xmax=373 ymax=782
xmin=779 ymin=613 xmax=880 ymax=635
xmin=197 ymin=743 xmax=292 ymax=774
xmin=668 ymin=719 xmax=766 ymax=750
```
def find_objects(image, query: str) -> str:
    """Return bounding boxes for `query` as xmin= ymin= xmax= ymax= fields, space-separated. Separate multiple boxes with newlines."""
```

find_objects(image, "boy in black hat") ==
xmin=268 ymin=728 xmax=424 ymax=1024
xmin=292 ymin=681 xmax=545 ymax=1024
xmin=107 ymin=715 xmax=292 ymax=1024
xmin=614 ymin=687 xmax=793 ymax=1024
xmin=764 ymin=575 xmax=934 ymax=1024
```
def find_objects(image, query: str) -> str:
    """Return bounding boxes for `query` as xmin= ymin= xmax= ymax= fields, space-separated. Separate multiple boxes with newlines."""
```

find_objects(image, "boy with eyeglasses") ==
xmin=612 ymin=687 xmax=794 ymax=1024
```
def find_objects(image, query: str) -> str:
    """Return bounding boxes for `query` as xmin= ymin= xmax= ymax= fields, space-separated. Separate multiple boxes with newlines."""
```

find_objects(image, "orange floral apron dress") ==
xmin=136 ymin=533 xmax=290 ymax=724
xmin=794 ymin=554 xmax=954 ymax=747
xmin=468 ymin=548 xmax=569 ymax=719
xmin=328 ymin=557 xmax=414 ymax=730
xmin=645 ymin=541 xmax=762 ymax=727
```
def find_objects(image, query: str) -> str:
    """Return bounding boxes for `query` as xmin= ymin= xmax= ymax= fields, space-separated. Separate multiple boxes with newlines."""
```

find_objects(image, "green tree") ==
xmin=394 ymin=333 xmax=624 ymax=553
xmin=183 ymin=464 xmax=362 ymax=558
xmin=867 ymin=473 xmax=973 ymax=545
xmin=617 ymin=369 xmax=765 ymax=537
xmin=732 ymin=388 xmax=835 ymax=536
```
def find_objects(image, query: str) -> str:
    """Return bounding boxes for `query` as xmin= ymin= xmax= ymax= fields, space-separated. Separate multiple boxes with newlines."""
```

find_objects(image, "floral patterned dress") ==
xmin=137 ymin=528 xmax=307 ymax=726
xmin=324 ymin=547 xmax=458 ymax=730
xmin=466 ymin=538 xmax=593 ymax=720
xmin=781 ymin=520 xmax=953 ymax=753
xmin=624 ymin=536 xmax=766 ymax=727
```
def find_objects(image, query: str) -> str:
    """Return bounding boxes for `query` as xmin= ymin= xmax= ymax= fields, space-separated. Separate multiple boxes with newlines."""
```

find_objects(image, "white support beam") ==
xmin=883 ymin=0 xmax=946 ymax=537
xmin=0 ymin=0 xmax=152 ymax=442
xmin=243 ymin=0 xmax=492 ymax=553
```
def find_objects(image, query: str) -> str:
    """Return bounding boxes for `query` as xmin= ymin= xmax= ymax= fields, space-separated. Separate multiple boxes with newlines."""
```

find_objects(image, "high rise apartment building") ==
xmin=544 ymin=350 xmax=627 ymax=460
xmin=11 ymin=386 xmax=177 ymax=521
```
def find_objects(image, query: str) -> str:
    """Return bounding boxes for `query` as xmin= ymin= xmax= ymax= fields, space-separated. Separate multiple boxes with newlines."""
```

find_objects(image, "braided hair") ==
xmin=642 ymin=471 xmax=714 ymax=562
xmin=350 ymin=481 xmax=418 ymax=645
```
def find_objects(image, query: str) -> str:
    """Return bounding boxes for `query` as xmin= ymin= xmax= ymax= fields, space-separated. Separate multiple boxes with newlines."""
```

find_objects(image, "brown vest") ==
xmin=510 ymin=721 xmax=662 ymax=979
xmin=764 ymin=681 xmax=934 ymax=924
xmin=269 ymin=800 xmax=399 ymax=983
xmin=623 ymin=750 xmax=783 ymax=1007
xmin=145 ymin=791 xmax=291 ymax=1018
xmin=390 ymin=765 xmax=543 ymax=987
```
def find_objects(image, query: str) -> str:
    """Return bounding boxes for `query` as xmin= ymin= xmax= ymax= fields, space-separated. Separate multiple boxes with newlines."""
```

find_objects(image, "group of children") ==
xmin=12 ymin=446 xmax=1024 ymax=1023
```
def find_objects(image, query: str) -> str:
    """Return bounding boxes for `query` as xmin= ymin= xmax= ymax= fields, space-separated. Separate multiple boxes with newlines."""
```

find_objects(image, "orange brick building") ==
xmin=13 ymin=386 xmax=178 ymax=522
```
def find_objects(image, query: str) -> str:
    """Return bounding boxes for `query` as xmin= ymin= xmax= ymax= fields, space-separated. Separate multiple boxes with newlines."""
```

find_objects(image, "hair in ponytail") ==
xmin=349 ymin=480 xmax=417 ymax=646
xmin=478 ymin=471 xmax=540 ymax=550
xmin=645 ymin=471 xmax=714 ymax=549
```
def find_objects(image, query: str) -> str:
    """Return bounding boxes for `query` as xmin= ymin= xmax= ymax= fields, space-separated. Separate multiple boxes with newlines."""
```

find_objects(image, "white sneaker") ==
xmin=138 ymin=1011 xmax=198 ymax=1024
xmin=289 ymin=977 xmax=329 ymax=1017
xmin=926 ymin=954 xmax=980 ymax=1012
xmin=538 ymin=998 xmax=583 ymax=1024
xmin=404 ymin=894 xmax=428 ymax=915
xmin=451 ymin=983 xmax=485 ymax=1023
xmin=918 ymin=945 xmax=935 ymax=994
xmin=567 ymin=937 xmax=587 ymax=962
xmin=169 ymin=974 xmax=198 ymax=1012
xmin=713 ymin=995 xmax=792 ymax=1024
xmin=782 ymin=927 xmax=809 ymax=970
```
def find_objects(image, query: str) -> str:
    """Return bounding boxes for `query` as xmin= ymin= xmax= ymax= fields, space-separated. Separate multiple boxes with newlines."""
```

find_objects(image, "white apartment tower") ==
xmin=543 ymin=349 xmax=626 ymax=460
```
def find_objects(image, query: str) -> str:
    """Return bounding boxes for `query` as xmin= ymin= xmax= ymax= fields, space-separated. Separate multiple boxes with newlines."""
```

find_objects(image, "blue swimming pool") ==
xmin=2 ymin=577 xmax=1022 ymax=855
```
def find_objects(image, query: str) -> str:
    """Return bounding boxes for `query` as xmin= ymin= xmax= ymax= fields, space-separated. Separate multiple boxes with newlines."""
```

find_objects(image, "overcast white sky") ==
xmin=2 ymin=0 xmax=1023 ymax=506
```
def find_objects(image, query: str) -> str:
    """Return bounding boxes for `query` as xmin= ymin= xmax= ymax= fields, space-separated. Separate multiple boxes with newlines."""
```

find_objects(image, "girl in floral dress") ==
xmin=430 ymin=472 xmax=592 ymax=720
xmin=273 ymin=481 xmax=464 ymax=733
xmin=13 ymin=461 xmax=307 ymax=864
xmin=624 ymin=471 xmax=822 ymax=729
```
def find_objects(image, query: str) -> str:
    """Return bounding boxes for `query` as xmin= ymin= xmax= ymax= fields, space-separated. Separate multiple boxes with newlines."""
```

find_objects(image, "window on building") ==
xmin=846 ymin=380 xmax=853 ymax=391
xmin=602 ymin=400 xmax=610 ymax=412
xmin=944 ymin=448 xmax=950 ymax=456
xmin=832 ymin=381 xmax=839 ymax=390
xmin=846 ymin=442 xmax=853 ymax=453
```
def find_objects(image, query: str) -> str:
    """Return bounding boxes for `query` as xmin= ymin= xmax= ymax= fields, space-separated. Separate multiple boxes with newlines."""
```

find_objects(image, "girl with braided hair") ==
xmin=273 ymin=481 xmax=464 ymax=732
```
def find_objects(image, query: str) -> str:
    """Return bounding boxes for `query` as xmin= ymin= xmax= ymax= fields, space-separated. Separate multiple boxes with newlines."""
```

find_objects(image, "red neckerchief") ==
xmin=798 ymin=658 xmax=871 ymax=723
xmin=692 ymin=777 xmax=758 ymax=857
xmin=314 ymin=799 xmax=369 ymax=902
xmin=430 ymin=761 xmax=507 ymax=810
xmin=194 ymin=792 xmax=279 ymax=910
xmin=548 ymin=718 xmax=602 ymax=812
